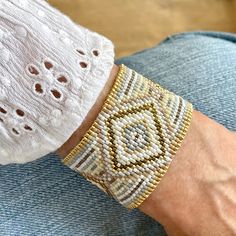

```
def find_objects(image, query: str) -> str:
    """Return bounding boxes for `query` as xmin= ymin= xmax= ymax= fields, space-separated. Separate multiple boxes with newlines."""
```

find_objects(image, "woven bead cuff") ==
xmin=62 ymin=64 xmax=193 ymax=209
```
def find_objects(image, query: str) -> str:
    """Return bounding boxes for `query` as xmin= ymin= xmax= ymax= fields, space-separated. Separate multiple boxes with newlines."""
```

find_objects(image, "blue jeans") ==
xmin=0 ymin=31 xmax=236 ymax=236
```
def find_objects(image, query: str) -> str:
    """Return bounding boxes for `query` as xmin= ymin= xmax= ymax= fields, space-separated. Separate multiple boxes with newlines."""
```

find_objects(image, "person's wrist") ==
xmin=56 ymin=65 xmax=192 ymax=208
xmin=56 ymin=64 xmax=119 ymax=158
xmin=138 ymin=110 xmax=200 ymax=233
xmin=138 ymin=110 xmax=236 ymax=235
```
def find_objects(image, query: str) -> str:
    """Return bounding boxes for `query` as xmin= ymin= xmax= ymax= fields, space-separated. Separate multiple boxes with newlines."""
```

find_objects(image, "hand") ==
xmin=140 ymin=110 xmax=236 ymax=236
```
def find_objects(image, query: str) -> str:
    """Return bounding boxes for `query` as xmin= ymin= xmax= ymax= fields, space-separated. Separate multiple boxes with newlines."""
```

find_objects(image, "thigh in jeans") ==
xmin=117 ymin=31 xmax=236 ymax=132
xmin=0 ymin=31 xmax=235 ymax=236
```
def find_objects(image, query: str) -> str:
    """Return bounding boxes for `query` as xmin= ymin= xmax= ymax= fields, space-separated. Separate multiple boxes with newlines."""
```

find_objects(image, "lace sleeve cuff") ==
xmin=0 ymin=0 xmax=114 ymax=164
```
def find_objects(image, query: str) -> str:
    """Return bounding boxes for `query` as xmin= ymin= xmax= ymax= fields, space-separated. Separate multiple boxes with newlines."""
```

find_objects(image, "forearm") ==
xmin=56 ymin=62 xmax=196 ymax=229
xmin=55 ymin=59 xmax=195 ymax=228
xmin=56 ymin=67 xmax=236 ymax=236
xmin=3 ymin=1 xmax=236 ymax=234
xmin=139 ymin=110 xmax=236 ymax=235
xmin=139 ymin=110 xmax=201 ymax=235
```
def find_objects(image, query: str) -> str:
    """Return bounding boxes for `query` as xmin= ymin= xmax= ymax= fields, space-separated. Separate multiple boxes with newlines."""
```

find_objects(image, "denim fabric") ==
xmin=0 ymin=31 xmax=236 ymax=236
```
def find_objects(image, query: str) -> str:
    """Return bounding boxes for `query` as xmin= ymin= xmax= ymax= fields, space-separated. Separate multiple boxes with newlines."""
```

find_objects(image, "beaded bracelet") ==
xmin=62 ymin=64 xmax=193 ymax=209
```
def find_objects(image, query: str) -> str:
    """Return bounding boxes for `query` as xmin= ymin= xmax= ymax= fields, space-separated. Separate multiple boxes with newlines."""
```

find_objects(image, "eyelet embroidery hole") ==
xmin=0 ymin=118 xmax=3 ymax=122
xmin=79 ymin=62 xmax=88 ymax=68
xmin=0 ymin=107 xmax=7 ymax=114
xmin=44 ymin=61 xmax=53 ymax=70
xmin=76 ymin=49 xmax=85 ymax=55
xmin=35 ymin=83 xmax=44 ymax=94
xmin=51 ymin=89 xmax=62 ymax=99
xmin=92 ymin=50 xmax=99 ymax=56
xmin=24 ymin=124 xmax=33 ymax=131
xmin=16 ymin=109 xmax=25 ymax=117
xmin=57 ymin=75 xmax=68 ymax=84
xmin=12 ymin=128 xmax=20 ymax=135
xmin=28 ymin=65 xmax=39 ymax=75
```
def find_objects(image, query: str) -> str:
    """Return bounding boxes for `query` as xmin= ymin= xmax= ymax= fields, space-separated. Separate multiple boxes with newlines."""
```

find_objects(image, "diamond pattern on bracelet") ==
xmin=62 ymin=64 xmax=193 ymax=209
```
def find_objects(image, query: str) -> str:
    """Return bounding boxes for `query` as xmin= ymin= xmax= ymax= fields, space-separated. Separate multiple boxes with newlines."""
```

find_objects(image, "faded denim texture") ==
xmin=0 ymin=31 xmax=235 ymax=235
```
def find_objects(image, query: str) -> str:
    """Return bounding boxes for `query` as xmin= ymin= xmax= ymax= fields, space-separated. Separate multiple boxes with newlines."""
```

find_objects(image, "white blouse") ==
xmin=0 ymin=0 xmax=115 ymax=164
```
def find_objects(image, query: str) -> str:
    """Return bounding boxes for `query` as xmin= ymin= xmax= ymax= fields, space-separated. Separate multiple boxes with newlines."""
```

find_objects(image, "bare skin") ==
xmin=140 ymin=110 xmax=236 ymax=236
xmin=57 ymin=64 xmax=236 ymax=236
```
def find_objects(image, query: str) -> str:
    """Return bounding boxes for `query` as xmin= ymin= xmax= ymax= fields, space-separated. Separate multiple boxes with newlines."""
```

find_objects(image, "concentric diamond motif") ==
xmin=106 ymin=101 xmax=166 ymax=171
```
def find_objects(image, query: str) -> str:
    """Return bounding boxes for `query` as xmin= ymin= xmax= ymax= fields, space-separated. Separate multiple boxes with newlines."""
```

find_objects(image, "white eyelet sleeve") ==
xmin=0 ymin=0 xmax=115 ymax=164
